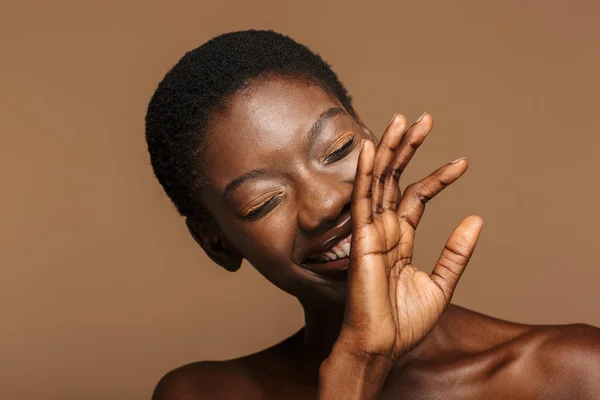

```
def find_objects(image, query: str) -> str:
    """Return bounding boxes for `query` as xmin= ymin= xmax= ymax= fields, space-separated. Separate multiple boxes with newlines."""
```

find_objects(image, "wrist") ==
xmin=319 ymin=344 xmax=395 ymax=399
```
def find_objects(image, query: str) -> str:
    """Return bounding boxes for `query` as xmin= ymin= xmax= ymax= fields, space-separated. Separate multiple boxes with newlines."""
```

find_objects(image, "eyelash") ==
xmin=241 ymin=196 xmax=282 ymax=221
xmin=325 ymin=136 xmax=356 ymax=163
xmin=241 ymin=134 xmax=356 ymax=221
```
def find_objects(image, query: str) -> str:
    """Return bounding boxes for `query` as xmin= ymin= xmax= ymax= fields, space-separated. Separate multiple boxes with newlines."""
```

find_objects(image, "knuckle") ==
xmin=444 ymin=243 xmax=471 ymax=262
xmin=406 ymin=183 xmax=430 ymax=204
xmin=359 ymin=166 xmax=373 ymax=176
xmin=405 ymin=139 xmax=419 ymax=151
xmin=373 ymin=172 xmax=387 ymax=184
xmin=414 ymin=186 xmax=431 ymax=204
xmin=391 ymin=167 xmax=403 ymax=181
xmin=354 ymin=188 xmax=373 ymax=199
xmin=437 ymin=257 xmax=462 ymax=276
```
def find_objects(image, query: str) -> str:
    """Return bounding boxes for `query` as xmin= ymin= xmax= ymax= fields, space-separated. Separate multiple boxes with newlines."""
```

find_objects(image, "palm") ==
xmin=341 ymin=114 xmax=483 ymax=360
xmin=352 ymin=205 xmax=443 ymax=356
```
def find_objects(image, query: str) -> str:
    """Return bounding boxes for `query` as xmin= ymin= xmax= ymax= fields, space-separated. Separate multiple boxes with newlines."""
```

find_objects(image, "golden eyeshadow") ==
xmin=241 ymin=191 xmax=280 ymax=216
xmin=323 ymin=130 xmax=354 ymax=159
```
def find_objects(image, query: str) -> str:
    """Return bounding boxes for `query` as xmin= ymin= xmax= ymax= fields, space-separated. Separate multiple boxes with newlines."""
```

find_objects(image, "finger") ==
xmin=351 ymin=140 xmax=376 ymax=229
xmin=430 ymin=215 xmax=484 ymax=301
xmin=382 ymin=113 xmax=433 ymax=210
xmin=397 ymin=157 xmax=468 ymax=230
xmin=371 ymin=114 xmax=407 ymax=213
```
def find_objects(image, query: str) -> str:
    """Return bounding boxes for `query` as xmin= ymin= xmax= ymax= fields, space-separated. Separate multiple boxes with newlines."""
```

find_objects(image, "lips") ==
xmin=302 ymin=231 xmax=353 ymax=279
xmin=307 ymin=233 xmax=352 ymax=263
xmin=303 ymin=255 xmax=350 ymax=279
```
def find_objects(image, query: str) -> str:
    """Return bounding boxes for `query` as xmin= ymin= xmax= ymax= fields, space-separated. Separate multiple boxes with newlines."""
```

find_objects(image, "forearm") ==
xmin=318 ymin=346 xmax=394 ymax=400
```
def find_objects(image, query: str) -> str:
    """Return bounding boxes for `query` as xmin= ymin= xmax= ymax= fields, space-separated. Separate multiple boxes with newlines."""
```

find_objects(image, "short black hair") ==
xmin=145 ymin=29 xmax=356 ymax=220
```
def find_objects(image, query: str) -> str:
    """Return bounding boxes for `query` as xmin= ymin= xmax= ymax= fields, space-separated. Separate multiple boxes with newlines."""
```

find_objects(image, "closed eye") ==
xmin=325 ymin=135 xmax=356 ymax=163
xmin=240 ymin=195 xmax=283 ymax=221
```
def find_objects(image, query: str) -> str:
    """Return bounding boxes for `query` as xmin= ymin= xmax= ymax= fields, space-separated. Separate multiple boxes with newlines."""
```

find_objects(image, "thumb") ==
xmin=430 ymin=215 xmax=484 ymax=301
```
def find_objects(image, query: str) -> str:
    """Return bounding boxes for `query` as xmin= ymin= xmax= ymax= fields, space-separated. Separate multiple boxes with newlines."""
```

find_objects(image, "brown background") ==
xmin=1 ymin=1 xmax=599 ymax=399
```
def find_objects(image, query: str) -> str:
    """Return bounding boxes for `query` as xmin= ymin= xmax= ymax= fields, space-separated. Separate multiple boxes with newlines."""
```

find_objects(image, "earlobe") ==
xmin=185 ymin=218 xmax=243 ymax=272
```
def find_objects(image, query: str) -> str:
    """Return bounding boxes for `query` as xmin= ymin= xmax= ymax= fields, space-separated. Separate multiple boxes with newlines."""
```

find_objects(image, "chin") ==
xmin=297 ymin=275 xmax=348 ymax=306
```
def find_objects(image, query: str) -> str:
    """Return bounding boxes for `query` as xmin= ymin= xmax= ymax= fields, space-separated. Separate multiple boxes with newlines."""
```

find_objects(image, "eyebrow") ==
xmin=223 ymin=168 xmax=265 ymax=203
xmin=308 ymin=107 xmax=346 ymax=142
xmin=222 ymin=106 xmax=347 ymax=202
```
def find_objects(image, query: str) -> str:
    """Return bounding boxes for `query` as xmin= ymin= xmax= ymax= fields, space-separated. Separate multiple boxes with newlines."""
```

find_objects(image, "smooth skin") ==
xmin=153 ymin=75 xmax=600 ymax=399
xmin=320 ymin=120 xmax=483 ymax=399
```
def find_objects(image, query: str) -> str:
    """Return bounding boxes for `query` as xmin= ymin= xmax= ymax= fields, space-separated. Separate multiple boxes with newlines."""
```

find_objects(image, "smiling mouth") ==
xmin=306 ymin=233 xmax=352 ymax=263
xmin=302 ymin=233 xmax=352 ymax=279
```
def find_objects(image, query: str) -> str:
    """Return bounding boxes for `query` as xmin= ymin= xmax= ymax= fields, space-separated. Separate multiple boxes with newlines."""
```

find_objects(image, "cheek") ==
xmin=235 ymin=212 xmax=296 ymax=271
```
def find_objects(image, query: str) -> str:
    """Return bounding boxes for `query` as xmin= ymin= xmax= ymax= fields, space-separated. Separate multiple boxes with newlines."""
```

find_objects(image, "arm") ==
xmin=318 ymin=113 xmax=484 ymax=399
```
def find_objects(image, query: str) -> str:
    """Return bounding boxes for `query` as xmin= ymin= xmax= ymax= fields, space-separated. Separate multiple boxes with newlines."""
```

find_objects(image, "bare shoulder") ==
xmin=151 ymin=329 xmax=304 ymax=400
xmin=522 ymin=323 xmax=600 ymax=398
xmin=151 ymin=360 xmax=264 ymax=400
xmin=406 ymin=306 xmax=600 ymax=399
xmin=453 ymin=306 xmax=600 ymax=397
xmin=478 ymin=320 xmax=600 ymax=399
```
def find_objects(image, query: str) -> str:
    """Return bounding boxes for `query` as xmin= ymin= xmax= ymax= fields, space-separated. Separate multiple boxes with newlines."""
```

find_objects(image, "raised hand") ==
xmin=320 ymin=113 xmax=483 ymax=399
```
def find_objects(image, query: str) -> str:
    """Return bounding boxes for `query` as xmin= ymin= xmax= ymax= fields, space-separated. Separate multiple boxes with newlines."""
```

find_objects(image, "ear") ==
xmin=185 ymin=218 xmax=243 ymax=272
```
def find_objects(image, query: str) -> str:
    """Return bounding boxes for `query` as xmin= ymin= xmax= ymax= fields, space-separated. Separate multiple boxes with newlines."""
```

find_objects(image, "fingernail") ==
xmin=416 ymin=112 xmax=427 ymax=123
xmin=451 ymin=157 xmax=466 ymax=164
xmin=389 ymin=113 xmax=397 ymax=124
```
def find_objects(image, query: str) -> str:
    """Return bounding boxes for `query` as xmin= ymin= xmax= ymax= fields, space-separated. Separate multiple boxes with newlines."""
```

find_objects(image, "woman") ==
xmin=145 ymin=30 xmax=600 ymax=399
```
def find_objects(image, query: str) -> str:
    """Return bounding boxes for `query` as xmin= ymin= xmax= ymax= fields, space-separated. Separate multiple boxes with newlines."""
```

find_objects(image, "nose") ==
xmin=296 ymin=173 xmax=350 ymax=234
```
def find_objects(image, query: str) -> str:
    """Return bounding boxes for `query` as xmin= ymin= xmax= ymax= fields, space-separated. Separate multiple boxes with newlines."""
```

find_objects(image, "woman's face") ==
xmin=198 ymin=75 xmax=376 ymax=305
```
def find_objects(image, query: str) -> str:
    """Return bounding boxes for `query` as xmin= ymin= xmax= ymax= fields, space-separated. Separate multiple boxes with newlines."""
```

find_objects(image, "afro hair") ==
xmin=145 ymin=29 xmax=356 ymax=220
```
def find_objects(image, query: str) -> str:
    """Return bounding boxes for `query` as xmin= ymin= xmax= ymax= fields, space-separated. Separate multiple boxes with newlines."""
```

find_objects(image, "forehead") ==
xmin=202 ymin=76 xmax=343 ymax=191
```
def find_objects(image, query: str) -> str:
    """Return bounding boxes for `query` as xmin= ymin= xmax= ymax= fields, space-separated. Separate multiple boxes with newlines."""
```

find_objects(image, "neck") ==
xmin=300 ymin=299 xmax=346 ymax=364
xmin=297 ymin=299 xmax=449 ymax=370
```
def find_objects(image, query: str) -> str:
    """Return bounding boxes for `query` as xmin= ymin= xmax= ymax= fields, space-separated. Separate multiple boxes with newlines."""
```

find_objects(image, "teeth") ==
xmin=309 ymin=234 xmax=353 ymax=263
xmin=341 ymin=242 xmax=350 ymax=256
xmin=332 ymin=248 xmax=345 ymax=258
